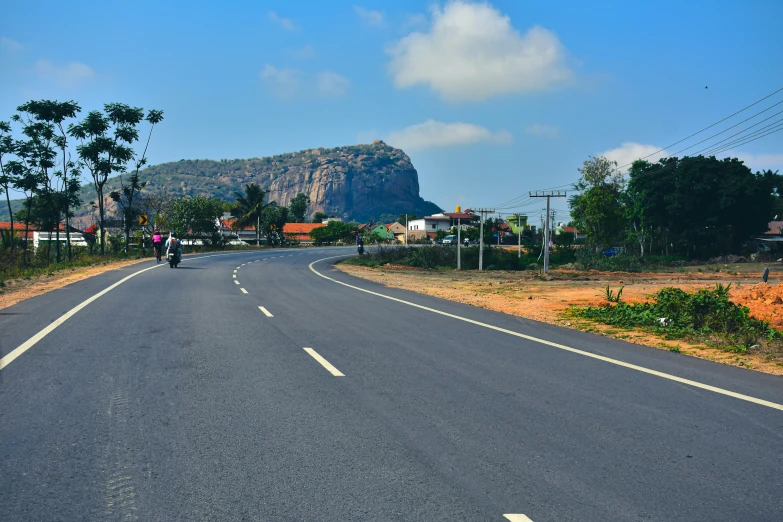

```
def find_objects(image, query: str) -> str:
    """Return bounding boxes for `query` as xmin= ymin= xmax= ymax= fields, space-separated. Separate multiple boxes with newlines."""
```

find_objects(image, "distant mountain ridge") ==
xmin=1 ymin=141 xmax=441 ymax=225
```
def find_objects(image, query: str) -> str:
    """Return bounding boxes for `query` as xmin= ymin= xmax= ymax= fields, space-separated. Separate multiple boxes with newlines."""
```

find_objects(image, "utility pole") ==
xmin=529 ymin=191 xmax=566 ymax=273
xmin=456 ymin=216 xmax=461 ymax=270
xmin=517 ymin=214 xmax=523 ymax=259
xmin=474 ymin=208 xmax=495 ymax=271
xmin=405 ymin=214 xmax=408 ymax=245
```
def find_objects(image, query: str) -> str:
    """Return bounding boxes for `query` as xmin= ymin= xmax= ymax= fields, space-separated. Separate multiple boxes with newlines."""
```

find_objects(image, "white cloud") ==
xmin=726 ymin=151 xmax=783 ymax=171
xmin=1 ymin=37 xmax=23 ymax=54
xmin=354 ymin=6 xmax=384 ymax=26
xmin=316 ymin=71 xmax=351 ymax=98
xmin=600 ymin=142 xmax=669 ymax=170
xmin=268 ymin=11 xmax=297 ymax=31
xmin=35 ymin=60 xmax=95 ymax=87
xmin=403 ymin=13 xmax=427 ymax=30
xmin=288 ymin=44 xmax=314 ymax=59
xmin=260 ymin=64 xmax=300 ymax=99
xmin=387 ymin=1 xmax=573 ymax=102
xmin=384 ymin=120 xmax=512 ymax=151
xmin=526 ymin=123 xmax=559 ymax=138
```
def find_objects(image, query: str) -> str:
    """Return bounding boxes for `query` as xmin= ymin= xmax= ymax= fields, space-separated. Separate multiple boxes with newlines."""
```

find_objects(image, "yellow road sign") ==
xmin=270 ymin=224 xmax=277 ymax=231
xmin=138 ymin=214 xmax=149 ymax=226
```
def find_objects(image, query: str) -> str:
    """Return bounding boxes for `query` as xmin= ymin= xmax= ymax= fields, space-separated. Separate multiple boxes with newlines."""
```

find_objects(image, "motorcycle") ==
xmin=167 ymin=249 xmax=181 ymax=268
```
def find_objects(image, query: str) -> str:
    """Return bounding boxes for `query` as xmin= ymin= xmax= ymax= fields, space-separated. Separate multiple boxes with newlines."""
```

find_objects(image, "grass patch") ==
xmin=570 ymin=283 xmax=782 ymax=354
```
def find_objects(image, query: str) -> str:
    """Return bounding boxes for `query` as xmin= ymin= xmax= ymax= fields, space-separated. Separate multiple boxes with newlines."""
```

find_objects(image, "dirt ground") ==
xmin=336 ymin=262 xmax=783 ymax=376
xmin=0 ymin=258 xmax=149 ymax=310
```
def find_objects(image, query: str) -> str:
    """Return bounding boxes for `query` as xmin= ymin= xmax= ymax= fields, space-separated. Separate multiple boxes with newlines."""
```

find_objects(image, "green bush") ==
xmin=572 ymin=283 xmax=779 ymax=351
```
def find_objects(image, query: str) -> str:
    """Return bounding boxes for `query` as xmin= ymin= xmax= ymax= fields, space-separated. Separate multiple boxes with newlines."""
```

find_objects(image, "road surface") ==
xmin=1 ymin=247 xmax=782 ymax=521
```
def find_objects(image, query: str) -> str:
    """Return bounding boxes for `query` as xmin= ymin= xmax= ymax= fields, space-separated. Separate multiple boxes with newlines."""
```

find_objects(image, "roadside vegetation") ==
xmin=570 ymin=284 xmax=781 ymax=354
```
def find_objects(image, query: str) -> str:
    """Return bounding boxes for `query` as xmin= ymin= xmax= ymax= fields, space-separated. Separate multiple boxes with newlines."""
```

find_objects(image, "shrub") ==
xmin=572 ymin=283 xmax=779 ymax=351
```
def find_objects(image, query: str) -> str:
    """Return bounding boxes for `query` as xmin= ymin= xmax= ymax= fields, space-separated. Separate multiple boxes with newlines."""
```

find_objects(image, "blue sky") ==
xmin=2 ymin=0 xmax=782 ymax=223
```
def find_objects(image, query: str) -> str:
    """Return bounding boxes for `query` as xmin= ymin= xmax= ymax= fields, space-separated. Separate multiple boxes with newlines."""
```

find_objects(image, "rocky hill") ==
xmin=1 ymin=141 xmax=441 ymax=224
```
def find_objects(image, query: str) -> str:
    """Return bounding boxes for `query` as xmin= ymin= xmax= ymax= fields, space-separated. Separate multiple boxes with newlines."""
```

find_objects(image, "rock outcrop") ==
xmin=44 ymin=140 xmax=441 ymax=224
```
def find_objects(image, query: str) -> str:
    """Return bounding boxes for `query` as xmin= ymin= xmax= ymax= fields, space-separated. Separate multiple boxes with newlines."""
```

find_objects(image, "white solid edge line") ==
xmin=504 ymin=515 xmax=533 ymax=522
xmin=0 ymin=251 xmax=251 ymax=371
xmin=303 ymin=347 xmax=344 ymax=376
xmin=258 ymin=306 xmax=273 ymax=317
xmin=240 ymin=288 xmax=248 ymax=294
xmin=308 ymin=256 xmax=783 ymax=412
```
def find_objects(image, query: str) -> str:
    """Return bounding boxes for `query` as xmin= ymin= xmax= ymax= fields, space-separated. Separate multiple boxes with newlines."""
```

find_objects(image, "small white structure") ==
xmin=407 ymin=214 xmax=452 ymax=233
xmin=34 ymin=231 xmax=89 ymax=249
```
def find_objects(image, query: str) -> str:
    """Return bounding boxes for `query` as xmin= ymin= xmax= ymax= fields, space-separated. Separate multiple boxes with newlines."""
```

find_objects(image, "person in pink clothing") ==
xmin=152 ymin=229 xmax=163 ymax=262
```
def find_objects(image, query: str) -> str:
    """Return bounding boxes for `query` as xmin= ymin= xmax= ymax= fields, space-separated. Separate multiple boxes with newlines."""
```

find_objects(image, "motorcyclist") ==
xmin=152 ymin=229 xmax=163 ymax=262
xmin=357 ymin=235 xmax=365 ymax=256
xmin=165 ymin=233 xmax=182 ymax=262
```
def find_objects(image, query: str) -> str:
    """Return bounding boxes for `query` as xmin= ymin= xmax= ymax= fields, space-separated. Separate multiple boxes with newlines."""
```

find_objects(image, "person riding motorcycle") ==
xmin=152 ymin=229 xmax=163 ymax=262
xmin=165 ymin=233 xmax=182 ymax=263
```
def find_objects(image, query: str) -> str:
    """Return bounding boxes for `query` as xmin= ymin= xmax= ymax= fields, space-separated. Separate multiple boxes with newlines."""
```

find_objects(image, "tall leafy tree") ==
xmin=261 ymin=203 xmax=289 ymax=245
xmin=312 ymin=211 xmax=329 ymax=223
xmin=109 ymin=109 xmax=164 ymax=253
xmin=163 ymin=196 xmax=223 ymax=241
xmin=288 ymin=192 xmax=310 ymax=223
xmin=627 ymin=156 xmax=782 ymax=257
xmin=231 ymin=183 xmax=268 ymax=246
xmin=0 ymin=121 xmax=15 ymax=254
xmin=7 ymin=139 xmax=41 ymax=266
xmin=568 ymin=155 xmax=627 ymax=252
xmin=15 ymin=101 xmax=82 ymax=262
xmin=69 ymin=103 xmax=144 ymax=255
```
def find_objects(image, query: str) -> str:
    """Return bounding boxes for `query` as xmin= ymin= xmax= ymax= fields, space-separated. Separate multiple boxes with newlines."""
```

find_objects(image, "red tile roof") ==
xmin=561 ymin=226 xmax=579 ymax=234
xmin=283 ymin=223 xmax=325 ymax=241
xmin=283 ymin=223 xmax=324 ymax=234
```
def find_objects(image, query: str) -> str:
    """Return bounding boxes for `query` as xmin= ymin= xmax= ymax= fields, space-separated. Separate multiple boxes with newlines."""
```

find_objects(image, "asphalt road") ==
xmin=1 ymin=246 xmax=782 ymax=521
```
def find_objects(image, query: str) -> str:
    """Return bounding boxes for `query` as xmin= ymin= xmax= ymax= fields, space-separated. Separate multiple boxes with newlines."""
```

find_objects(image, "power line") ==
xmin=667 ymin=107 xmax=783 ymax=158
xmin=614 ymin=85 xmax=783 ymax=170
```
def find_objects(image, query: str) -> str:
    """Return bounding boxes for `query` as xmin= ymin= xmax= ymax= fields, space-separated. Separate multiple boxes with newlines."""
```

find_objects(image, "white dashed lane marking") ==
xmin=258 ymin=306 xmax=273 ymax=317
xmin=240 ymin=288 xmax=248 ymax=294
xmin=303 ymin=348 xmax=344 ymax=376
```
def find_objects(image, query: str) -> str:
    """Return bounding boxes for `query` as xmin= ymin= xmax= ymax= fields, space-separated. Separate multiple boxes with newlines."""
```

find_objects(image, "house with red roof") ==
xmin=283 ymin=222 xmax=325 ymax=243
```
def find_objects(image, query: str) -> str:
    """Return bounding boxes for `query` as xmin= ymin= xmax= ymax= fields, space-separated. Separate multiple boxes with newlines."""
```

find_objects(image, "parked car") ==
xmin=602 ymin=246 xmax=624 ymax=257
xmin=442 ymin=234 xmax=458 ymax=245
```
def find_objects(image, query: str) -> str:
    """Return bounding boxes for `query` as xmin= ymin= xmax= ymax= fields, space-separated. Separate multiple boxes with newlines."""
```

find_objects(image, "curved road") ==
xmin=1 ymin=247 xmax=782 ymax=521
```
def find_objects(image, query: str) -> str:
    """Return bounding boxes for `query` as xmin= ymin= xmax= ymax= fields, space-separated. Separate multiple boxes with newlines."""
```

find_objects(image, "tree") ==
xmin=13 ymin=101 xmax=82 ymax=263
xmin=627 ymin=156 xmax=782 ymax=258
xmin=312 ymin=211 xmax=328 ymax=223
xmin=0 ymin=121 xmax=14 ymax=254
xmin=231 ymin=183 xmax=268 ymax=246
xmin=309 ymin=220 xmax=356 ymax=245
xmin=70 ymin=103 xmax=145 ymax=255
xmin=164 ymin=196 xmax=223 ymax=241
xmin=568 ymin=155 xmax=627 ymax=252
xmin=288 ymin=193 xmax=310 ymax=223
xmin=109 ymin=109 xmax=164 ymax=253
xmin=261 ymin=203 xmax=289 ymax=245
xmin=6 ymin=139 xmax=41 ymax=266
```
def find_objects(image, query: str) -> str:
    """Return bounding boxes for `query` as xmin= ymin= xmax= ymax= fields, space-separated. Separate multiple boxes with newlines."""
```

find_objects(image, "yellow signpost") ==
xmin=138 ymin=214 xmax=149 ymax=226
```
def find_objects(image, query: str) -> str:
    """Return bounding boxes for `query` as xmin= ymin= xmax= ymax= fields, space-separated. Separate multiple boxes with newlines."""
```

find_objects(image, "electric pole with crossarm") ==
xmin=529 ymin=191 xmax=566 ymax=273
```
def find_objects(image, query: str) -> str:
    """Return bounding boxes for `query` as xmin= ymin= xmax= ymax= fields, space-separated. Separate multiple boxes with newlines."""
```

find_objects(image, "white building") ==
xmin=407 ymin=214 xmax=454 ymax=233
xmin=34 ymin=231 xmax=89 ymax=249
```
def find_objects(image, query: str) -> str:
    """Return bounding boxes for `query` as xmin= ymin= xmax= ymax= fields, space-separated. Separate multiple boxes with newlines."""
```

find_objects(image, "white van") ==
xmin=442 ymin=234 xmax=458 ymax=245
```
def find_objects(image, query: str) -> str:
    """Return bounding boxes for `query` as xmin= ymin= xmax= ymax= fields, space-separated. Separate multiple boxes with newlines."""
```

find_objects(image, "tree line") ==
xmin=568 ymin=155 xmax=782 ymax=259
xmin=0 ymin=99 xmax=163 ymax=265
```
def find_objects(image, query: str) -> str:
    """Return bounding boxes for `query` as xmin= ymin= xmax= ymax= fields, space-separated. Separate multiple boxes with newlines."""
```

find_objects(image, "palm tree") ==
xmin=232 ymin=183 xmax=268 ymax=246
